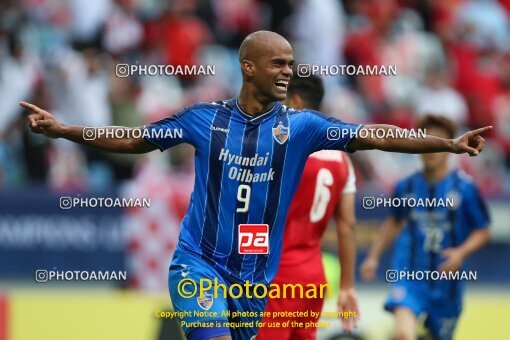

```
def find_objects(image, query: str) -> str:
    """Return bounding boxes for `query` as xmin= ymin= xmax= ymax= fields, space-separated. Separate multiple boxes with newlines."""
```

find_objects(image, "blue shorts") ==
xmin=168 ymin=247 xmax=267 ymax=340
xmin=384 ymin=282 xmax=462 ymax=340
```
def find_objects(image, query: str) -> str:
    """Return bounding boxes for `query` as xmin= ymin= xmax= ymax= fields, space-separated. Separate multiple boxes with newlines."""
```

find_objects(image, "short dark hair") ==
xmin=287 ymin=74 xmax=325 ymax=110
xmin=417 ymin=115 xmax=457 ymax=139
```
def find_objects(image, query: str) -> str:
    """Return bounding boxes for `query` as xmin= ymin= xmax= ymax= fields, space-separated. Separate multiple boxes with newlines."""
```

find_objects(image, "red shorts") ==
xmin=256 ymin=294 xmax=324 ymax=340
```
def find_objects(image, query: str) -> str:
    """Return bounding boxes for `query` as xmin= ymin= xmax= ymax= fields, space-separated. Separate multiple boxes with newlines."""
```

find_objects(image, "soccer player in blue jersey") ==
xmin=360 ymin=115 xmax=491 ymax=340
xmin=23 ymin=31 xmax=490 ymax=340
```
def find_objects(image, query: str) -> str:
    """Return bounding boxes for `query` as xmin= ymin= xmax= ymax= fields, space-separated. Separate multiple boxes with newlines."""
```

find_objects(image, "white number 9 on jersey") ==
xmin=236 ymin=184 xmax=251 ymax=213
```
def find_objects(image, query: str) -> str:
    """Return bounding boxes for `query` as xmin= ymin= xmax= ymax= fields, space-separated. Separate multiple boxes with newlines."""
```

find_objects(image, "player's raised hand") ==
xmin=451 ymin=126 xmax=492 ymax=156
xmin=360 ymin=256 xmax=378 ymax=282
xmin=338 ymin=288 xmax=360 ymax=332
xmin=21 ymin=102 xmax=63 ymax=139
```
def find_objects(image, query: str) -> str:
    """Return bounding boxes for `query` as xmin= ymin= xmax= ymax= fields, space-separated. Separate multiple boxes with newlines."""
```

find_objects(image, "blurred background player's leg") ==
xmin=394 ymin=307 xmax=418 ymax=340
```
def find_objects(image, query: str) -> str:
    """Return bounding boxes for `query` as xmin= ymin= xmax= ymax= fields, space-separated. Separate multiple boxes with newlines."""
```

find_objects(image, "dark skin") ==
xmin=20 ymin=31 xmax=491 ymax=340
xmin=237 ymin=31 xmax=294 ymax=114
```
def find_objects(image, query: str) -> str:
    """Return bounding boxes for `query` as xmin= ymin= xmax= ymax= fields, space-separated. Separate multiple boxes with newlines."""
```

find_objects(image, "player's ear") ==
xmin=241 ymin=60 xmax=255 ymax=77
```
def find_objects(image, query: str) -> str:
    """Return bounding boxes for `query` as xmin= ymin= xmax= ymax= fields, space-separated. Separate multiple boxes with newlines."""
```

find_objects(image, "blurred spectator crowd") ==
xmin=1 ymin=0 xmax=509 ymax=197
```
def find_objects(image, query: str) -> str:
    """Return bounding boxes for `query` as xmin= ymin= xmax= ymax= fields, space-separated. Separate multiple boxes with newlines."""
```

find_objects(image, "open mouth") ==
xmin=274 ymin=80 xmax=289 ymax=90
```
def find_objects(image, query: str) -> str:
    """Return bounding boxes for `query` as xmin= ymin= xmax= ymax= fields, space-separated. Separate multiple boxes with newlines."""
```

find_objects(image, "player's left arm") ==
xmin=334 ymin=157 xmax=359 ymax=332
xmin=349 ymin=124 xmax=492 ymax=156
xmin=439 ymin=183 xmax=491 ymax=272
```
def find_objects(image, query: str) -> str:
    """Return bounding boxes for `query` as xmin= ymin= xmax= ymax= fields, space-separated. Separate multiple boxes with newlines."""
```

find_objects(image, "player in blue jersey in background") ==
xmin=23 ymin=30 xmax=490 ymax=340
xmin=360 ymin=115 xmax=491 ymax=340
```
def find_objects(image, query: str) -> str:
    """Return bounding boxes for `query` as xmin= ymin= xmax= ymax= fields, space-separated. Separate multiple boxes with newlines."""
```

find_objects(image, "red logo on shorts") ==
xmin=238 ymin=224 xmax=269 ymax=254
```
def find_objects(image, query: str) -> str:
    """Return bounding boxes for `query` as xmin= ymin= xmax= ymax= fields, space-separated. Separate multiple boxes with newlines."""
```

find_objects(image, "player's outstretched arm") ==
xmin=349 ymin=124 xmax=492 ymax=156
xmin=21 ymin=102 xmax=157 ymax=154
xmin=360 ymin=216 xmax=404 ymax=282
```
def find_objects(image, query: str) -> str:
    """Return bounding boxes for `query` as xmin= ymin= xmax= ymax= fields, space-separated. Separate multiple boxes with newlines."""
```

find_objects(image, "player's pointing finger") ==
xmin=20 ymin=101 xmax=41 ymax=113
xmin=470 ymin=126 xmax=492 ymax=136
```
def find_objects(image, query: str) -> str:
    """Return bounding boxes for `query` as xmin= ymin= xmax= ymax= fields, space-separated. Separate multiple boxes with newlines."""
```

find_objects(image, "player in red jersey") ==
xmin=257 ymin=75 xmax=360 ymax=340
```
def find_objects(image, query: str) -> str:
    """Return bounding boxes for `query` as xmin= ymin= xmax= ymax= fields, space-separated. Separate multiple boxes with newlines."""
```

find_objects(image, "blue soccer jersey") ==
xmin=389 ymin=170 xmax=490 ymax=274
xmin=385 ymin=169 xmax=490 ymax=339
xmin=144 ymin=98 xmax=361 ymax=285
